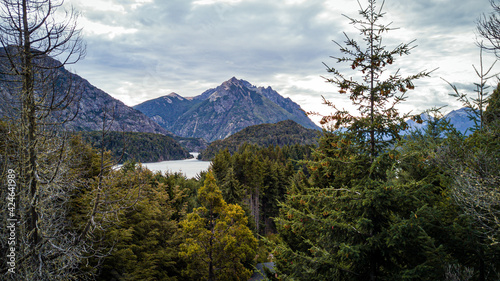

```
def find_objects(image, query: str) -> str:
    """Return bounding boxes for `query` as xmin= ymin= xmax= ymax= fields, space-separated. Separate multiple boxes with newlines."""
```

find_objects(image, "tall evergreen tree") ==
xmin=484 ymin=83 xmax=500 ymax=127
xmin=320 ymin=0 xmax=431 ymax=162
xmin=272 ymin=1 xmax=452 ymax=280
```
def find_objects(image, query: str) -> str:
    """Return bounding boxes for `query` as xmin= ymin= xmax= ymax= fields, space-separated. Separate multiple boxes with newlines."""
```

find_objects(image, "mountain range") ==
xmin=134 ymin=77 xmax=320 ymax=142
xmin=406 ymin=107 xmax=475 ymax=135
xmin=0 ymin=49 xmax=478 ymax=157
xmin=0 ymin=47 xmax=169 ymax=136
xmin=0 ymin=50 xmax=320 ymax=153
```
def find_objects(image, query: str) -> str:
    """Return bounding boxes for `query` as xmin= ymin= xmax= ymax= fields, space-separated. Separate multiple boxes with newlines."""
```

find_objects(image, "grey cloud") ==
xmin=66 ymin=0 xmax=496 ymax=119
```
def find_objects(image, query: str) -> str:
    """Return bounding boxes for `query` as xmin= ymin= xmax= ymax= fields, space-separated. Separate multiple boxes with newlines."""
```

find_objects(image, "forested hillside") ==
xmin=210 ymin=143 xmax=314 ymax=235
xmin=80 ymin=131 xmax=192 ymax=163
xmin=173 ymin=135 xmax=209 ymax=152
xmin=1 ymin=0 xmax=499 ymax=280
xmin=199 ymin=119 xmax=320 ymax=160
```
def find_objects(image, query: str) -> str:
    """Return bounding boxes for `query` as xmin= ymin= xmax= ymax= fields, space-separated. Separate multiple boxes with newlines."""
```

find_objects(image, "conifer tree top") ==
xmin=321 ymin=0 xmax=432 ymax=159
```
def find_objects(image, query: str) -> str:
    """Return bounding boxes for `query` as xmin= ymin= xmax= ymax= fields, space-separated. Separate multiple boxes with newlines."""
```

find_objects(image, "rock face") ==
xmin=61 ymin=72 xmax=171 ymax=135
xmin=134 ymin=77 xmax=320 ymax=142
xmin=0 ymin=48 xmax=171 ymax=135
xmin=443 ymin=108 xmax=475 ymax=134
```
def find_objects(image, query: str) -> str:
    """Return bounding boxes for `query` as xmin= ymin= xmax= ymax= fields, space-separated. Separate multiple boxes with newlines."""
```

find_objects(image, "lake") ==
xmin=140 ymin=153 xmax=211 ymax=178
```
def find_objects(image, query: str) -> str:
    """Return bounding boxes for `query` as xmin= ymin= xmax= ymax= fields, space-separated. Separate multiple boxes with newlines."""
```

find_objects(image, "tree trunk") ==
xmin=208 ymin=208 xmax=216 ymax=281
xmin=369 ymin=2 xmax=376 ymax=161
xmin=479 ymin=245 xmax=485 ymax=281
xmin=21 ymin=0 xmax=40 ymax=246
xmin=208 ymin=254 xmax=215 ymax=281
xmin=253 ymin=188 xmax=260 ymax=234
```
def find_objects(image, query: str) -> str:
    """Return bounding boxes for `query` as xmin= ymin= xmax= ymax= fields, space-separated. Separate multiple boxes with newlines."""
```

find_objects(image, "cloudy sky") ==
xmin=62 ymin=0 xmax=498 ymax=125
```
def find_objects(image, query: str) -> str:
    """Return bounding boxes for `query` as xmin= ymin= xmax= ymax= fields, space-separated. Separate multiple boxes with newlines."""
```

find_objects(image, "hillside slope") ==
xmin=0 ymin=47 xmax=170 ymax=135
xmin=199 ymin=119 xmax=320 ymax=160
xmin=134 ymin=77 xmax=319 ymax=142
xmin=80 ymin=131 xmax=192 ymax=163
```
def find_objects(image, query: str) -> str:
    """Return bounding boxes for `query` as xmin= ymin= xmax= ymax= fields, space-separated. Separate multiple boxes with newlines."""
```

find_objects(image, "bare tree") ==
xmin=478 ymin=0 xmax=500 ymax=58
xmin=451 ymin=159 xmax=500 ymax=245
xmin=0 ymin=0 xmax=88 ymax=279
xmin=443 ymin=44 xmax=498 ymax=132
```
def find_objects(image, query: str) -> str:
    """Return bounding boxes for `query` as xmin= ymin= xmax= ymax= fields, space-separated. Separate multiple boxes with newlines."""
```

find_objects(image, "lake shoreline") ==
xmin=140 ymin=152 xmax=211 ymax=178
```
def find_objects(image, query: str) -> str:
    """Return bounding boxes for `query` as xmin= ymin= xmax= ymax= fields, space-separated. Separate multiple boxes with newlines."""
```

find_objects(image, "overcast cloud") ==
xmin=63 ymin=0 xmax=498 ymax=125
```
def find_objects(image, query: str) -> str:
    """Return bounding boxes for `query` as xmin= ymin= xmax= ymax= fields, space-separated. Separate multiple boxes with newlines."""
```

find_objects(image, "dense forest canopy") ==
xmin=0 ymin=0 xmax=499 ymax=280
xmin=79 ymin=131 xmax=192 ymax=163
xmin=199 ymin=119 xmax=319 ymax=160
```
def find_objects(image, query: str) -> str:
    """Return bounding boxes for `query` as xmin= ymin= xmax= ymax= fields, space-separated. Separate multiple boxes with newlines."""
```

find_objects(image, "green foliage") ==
xmin=273 ymin=115 xmax=500 ymax=280
xmin=397 ymin=116 xmax=500 ymax=280
xmin=179 ymin=172 xmax=257 ymax=281
xmin=484 ymin=83 xmax=500 ymax=128
xmin=210 ymin=143 xmax=310 ymax=235
xmin=95 ymin=169 xmax=186 ymax=281
xmin=321 ymin=0 xmax=431 ymax=159
xmin=268 ymin=1 xmax=495 ymax=280
xmin=199 ymin=119 xmax=319 ymax=160
xmin=80 ymin=131 xmax=191 ymax=163
xmin=67 ymin=140 xmax=203 ymax=280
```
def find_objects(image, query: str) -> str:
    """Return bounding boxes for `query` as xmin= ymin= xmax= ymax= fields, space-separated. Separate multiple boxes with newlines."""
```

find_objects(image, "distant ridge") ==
xmin=0 ymin=47 xmax=171 ymax=135
xmin=134 ymin=77 xmax=320 ymax=142
xmin=405 ymin=107 xmax=475 ymax=135
xmin=79 ymin=131 xmax=192 ymax=163
xmin=198 ymin=120 xmax=320 ymax=160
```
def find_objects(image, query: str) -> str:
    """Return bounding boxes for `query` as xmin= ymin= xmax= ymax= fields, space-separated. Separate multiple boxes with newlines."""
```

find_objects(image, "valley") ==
xmin=1 ymin=0 xmax=496 ymax=278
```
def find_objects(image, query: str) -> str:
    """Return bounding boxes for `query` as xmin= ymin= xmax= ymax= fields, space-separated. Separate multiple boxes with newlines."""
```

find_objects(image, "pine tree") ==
xmin=274 ymin=115 xmax=499 ymax=280
xmin=484 ymin=83 xmax=500 ymax=127
xmin=320 ymin=0 xmax=431 ymax=162
xmin=180 ymin=171 xmax=257 ymax=281
xmin=272 ymin=1 xmax=447 ymax=280
xmin=94 ymin=171 xmax=186 ymax=281
xmin=220 ymin=166 xmax=244 ymax=204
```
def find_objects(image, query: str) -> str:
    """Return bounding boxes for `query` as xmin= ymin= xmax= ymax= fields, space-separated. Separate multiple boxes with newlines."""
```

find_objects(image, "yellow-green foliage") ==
xmin=180 ymin=172 xmax=258 ymax=281
xmin=68 ymin=138 xmax=191 ymax=280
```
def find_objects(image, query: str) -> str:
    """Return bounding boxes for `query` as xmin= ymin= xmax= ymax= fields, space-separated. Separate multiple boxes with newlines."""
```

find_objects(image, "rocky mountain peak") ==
xmin=135 ymin=77 xmax=320 ymax=142
xmin=221 ymin=77 xmax=254 ymax=89
xmin=208 ymin=77 xmax=248 ymax=102
xmin=220 ymin=77 xmax=243 ymax=90
xmin=167 ymin=92 xmax=184 ymax=100
xmin=161 ymin=92 xmax=185 ymax=103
